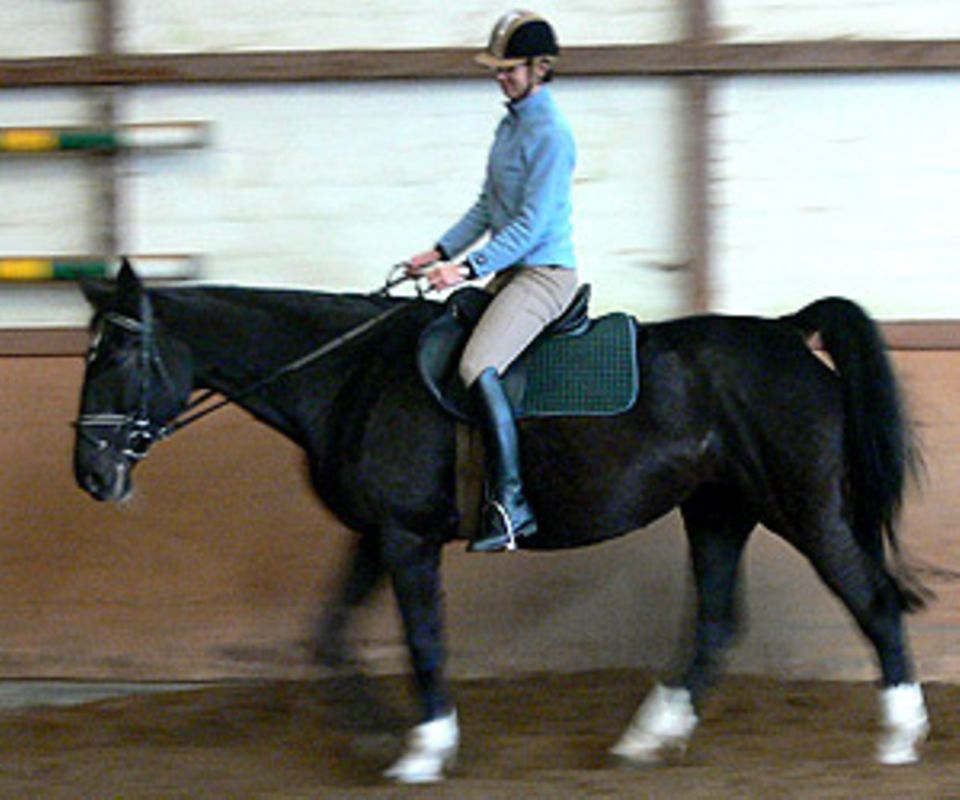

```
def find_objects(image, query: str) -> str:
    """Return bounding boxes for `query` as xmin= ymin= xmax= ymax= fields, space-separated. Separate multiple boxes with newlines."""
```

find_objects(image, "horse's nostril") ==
xmin=83 ymin=472 xmax=107 ymax=501
xmin=76 ymin=461 xmax=126 ymax=503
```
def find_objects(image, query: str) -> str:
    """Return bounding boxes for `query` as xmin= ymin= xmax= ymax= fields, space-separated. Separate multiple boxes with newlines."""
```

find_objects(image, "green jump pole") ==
xmin=0 ymin=256 xmax=200 ymax=281
xmin=0 ymin=259 xmax=109 ymax=281
xmin=0 ymin=130 xmax=119 ymax=152
xmin=0 ymin=124 xmax=208 ymax=153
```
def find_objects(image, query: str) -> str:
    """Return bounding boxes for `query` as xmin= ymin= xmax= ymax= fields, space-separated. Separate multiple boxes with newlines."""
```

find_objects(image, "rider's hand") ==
xmin=406 ymin=249 xmax=442 ymax=275
xmin=425 ymin=262 xmax=471 ymax=291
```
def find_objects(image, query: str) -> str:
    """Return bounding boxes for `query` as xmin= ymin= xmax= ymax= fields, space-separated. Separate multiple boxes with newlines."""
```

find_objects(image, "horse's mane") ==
xmin=144 ymin=284 xmax=441 ymax=401
xmin=149 ymin=284 xmax=407 ymax=336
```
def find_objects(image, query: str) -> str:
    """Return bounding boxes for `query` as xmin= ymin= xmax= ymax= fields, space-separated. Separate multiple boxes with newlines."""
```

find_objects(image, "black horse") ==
xmin=74 ymin=263 xmax=929 ymax=783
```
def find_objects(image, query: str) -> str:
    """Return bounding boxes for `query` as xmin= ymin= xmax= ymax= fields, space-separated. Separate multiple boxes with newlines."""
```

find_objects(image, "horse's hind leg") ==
xmin=679 ymin=494 xmax=756 ymax=703
xmin=380 ymin=528 xmax=458 ymax=783
xmin=792 ymin=519 xmax=928 ymax=764
xmin=612 ymin=487 xmax=755 ymax=764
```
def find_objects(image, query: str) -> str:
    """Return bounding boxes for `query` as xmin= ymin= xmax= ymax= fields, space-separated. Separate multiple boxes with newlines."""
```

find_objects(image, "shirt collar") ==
xmin=506 ymin=86 xmax=552 ymax=118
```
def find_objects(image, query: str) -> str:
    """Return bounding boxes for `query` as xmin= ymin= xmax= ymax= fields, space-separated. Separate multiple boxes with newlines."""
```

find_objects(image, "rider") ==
xmin=407 ymin=10 xmax=579 ymax=553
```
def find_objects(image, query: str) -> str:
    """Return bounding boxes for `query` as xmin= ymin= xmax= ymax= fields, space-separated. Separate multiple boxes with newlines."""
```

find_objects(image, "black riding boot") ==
xmin=468 ymin=367 xmax=538 ymax=553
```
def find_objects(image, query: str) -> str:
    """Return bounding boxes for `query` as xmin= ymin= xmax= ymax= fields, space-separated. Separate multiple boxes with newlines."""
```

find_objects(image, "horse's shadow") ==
xmin=313 ymin=670 xmax=408 ymax=735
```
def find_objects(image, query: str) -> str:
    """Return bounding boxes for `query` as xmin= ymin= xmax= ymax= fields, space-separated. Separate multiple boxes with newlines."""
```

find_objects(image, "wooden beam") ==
xmin=682 ymin=0 xmax=714 ymax=313
xmin=883 ymin=322 xmax=960 ymax=351
xmin=93 ymin=0 xmax=120 ymax=259
xmin=0 ymin=329 xmax=89 ymax=357
xmin=685 ymin=0 xmax=712 ymax=43
xmin=95 ymin=0 xmax=118 ymax=58
xmin=683 ymin=78 xmax=712 ymax=314
xmin=568 ymin=40 xmax=960 ymax=75
xmin=3 ymin=40 xmax=960 ymax=88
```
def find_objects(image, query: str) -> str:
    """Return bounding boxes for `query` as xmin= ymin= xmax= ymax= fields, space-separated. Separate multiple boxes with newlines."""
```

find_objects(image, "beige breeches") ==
xmin=459 ymin=266 xmax=579 ymax=386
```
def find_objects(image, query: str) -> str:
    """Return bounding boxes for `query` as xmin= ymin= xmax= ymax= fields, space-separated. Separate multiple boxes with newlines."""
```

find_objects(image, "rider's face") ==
xmin=495 ymin=63 xmax=538 ymax=101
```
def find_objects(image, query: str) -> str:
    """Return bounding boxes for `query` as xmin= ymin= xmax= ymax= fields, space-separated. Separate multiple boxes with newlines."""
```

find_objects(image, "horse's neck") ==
xmin=152 ymin=287 xmax=420 ymax=442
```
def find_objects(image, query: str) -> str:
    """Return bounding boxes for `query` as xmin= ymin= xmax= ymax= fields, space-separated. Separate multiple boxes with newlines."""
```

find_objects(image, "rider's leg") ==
xmin=468 ymin=366 xmax=536 ymax=551
xmin=459 ymin=266 xmax=577 ymax=553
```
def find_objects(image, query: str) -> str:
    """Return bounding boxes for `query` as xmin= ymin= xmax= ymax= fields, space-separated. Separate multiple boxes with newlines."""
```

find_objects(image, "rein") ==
xmin=169 ymin=295 xmax=413 ymax=435
xmin=169 ymin=268 xmax=428 ymax=434
xmin=77 ymin=266 xmax=430 ymax=454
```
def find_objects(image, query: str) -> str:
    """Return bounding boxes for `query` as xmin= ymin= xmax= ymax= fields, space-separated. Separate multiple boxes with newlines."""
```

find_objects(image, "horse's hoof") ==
xmin=876 ymin=683 xmax=929 ymax=765
xmin=383 ymin=750 xmax=457 ymax=783
xmin=610 ymin=725 xmax=691 ymax=766
xmin=611 ymin=740 xmax=687 ymax=765
xmin=383 ymin=711 xmax=459 ymax=784
xmin=610 ymin=684 xmax=698 ymax=766
xmin=877 ymin=720 xmax=929 ymax=765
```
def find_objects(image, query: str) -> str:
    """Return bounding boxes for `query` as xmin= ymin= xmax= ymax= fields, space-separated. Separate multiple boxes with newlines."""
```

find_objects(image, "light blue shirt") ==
xmin=438 ymin=87 xmax=576 ymax=278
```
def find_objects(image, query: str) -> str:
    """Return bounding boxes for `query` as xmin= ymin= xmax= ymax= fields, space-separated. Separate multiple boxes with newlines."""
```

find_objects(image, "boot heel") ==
xmin=467 ymin=501 xmax=538 ymax=552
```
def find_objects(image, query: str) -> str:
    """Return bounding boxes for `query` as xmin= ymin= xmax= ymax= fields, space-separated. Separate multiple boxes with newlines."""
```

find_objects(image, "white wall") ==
xmin=717 ymin=0 xmax=960 ymax=41
xmin=0 ymin=0 xmax=93 ymax=57
xmin=0 ymin=1 xmax=958 ymax=327
xmin=123 ymin=0 xmax=682 ymax=52
xmin=0 ymin=78 xmax=689 ymax=326
xmin=709 ymin=1 xmax=960 ymax=320
xmin=713 ymin=74 xmax=960 ymax=318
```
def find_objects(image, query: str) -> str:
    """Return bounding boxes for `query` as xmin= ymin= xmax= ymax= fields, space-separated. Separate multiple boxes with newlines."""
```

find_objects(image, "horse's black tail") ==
xmin=784 ymin=297 xmax=929 ymax=611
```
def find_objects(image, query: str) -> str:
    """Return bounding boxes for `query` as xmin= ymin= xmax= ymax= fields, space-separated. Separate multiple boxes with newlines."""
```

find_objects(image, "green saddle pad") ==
xmin=516 ymin=313 xmax=638 ymax=418
xmin=417 ymin=288 xmax=639 ymax=421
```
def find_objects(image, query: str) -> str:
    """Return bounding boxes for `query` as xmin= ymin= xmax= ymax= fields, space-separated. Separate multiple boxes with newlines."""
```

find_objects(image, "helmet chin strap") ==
xmin=514 ymin=59 xmax=542 ymax=102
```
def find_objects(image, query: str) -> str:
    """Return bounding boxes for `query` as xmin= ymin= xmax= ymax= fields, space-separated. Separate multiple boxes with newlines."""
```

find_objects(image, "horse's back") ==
xmin=640 ymin=313 xmax=845 ymax=525
xmin=640 ymin=313 xmax=841 ymax=415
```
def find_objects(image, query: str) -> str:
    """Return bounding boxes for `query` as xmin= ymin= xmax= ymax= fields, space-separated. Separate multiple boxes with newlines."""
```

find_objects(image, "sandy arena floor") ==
xmin=0 ymin=669 xmax=957 ymax=798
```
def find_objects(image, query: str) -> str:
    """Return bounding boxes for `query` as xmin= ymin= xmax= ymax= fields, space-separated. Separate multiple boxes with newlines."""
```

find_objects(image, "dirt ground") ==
xmin=0 ymin=669 xmax=957 ymax=799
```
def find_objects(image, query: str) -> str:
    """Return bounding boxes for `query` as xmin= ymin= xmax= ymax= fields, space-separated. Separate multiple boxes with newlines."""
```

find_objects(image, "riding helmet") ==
xmin=475 ymin=10 xmax=560 ymax=69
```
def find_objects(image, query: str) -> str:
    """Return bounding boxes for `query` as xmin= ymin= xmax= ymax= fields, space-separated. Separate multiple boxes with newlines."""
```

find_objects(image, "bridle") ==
xmin=74 ymin=267 xmax=429 ymax=461
xmin=74 ymin=304 xmax=185 ymax=462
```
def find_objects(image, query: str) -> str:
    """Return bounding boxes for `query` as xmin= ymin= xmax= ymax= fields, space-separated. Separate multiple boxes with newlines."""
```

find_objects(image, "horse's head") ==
xmin=74 ymin=260 xmax=194 ymax=502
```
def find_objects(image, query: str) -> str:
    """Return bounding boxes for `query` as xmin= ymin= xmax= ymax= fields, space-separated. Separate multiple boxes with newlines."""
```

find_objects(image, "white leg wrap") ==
xmin=610 ymin=684 xmax=699 ymax=764
xmin=877 ymin=683 xmax=929 ymax=765
xmin=383 ymin=711 xmax=459 ymax=783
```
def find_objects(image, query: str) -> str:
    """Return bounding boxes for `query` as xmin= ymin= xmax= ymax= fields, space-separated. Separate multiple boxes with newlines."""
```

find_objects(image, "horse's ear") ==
xmin=79 ymin=277 xmax=115 ymax=310
xmin=115 ymin=257 xmax=147 ymax=316
xmin=79 ymin=258 xmax=145 ymax=310
xmin=116 ymin=258 xmax=142 ymax=297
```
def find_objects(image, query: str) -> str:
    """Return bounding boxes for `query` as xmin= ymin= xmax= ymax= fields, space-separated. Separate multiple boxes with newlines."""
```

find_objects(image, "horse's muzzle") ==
xmin=74 ymin=446 xmax=133 ymax=503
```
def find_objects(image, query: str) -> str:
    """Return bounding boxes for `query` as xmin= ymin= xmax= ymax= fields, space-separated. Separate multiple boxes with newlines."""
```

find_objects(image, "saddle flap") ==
xmin=416 ymin=288 xmax=491 ymax=422
xmin=546 ymin=283 xmax=591 ymax=336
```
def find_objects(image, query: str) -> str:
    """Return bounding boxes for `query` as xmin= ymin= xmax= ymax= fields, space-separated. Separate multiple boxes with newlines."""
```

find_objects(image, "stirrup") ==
xmin=490 ymin=501 xmax=519 ymax=551
xmin=468 ymin=500 xmax=536 ymax=553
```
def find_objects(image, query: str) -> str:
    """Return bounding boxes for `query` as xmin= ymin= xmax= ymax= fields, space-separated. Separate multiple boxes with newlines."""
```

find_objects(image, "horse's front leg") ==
xmin=315 ymin=531 xmax=386 ymax=669
xmin=379 ymin=527 xmax=458 ymax=783
xmin=612 ymin=490 xmax=754 ymax=765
